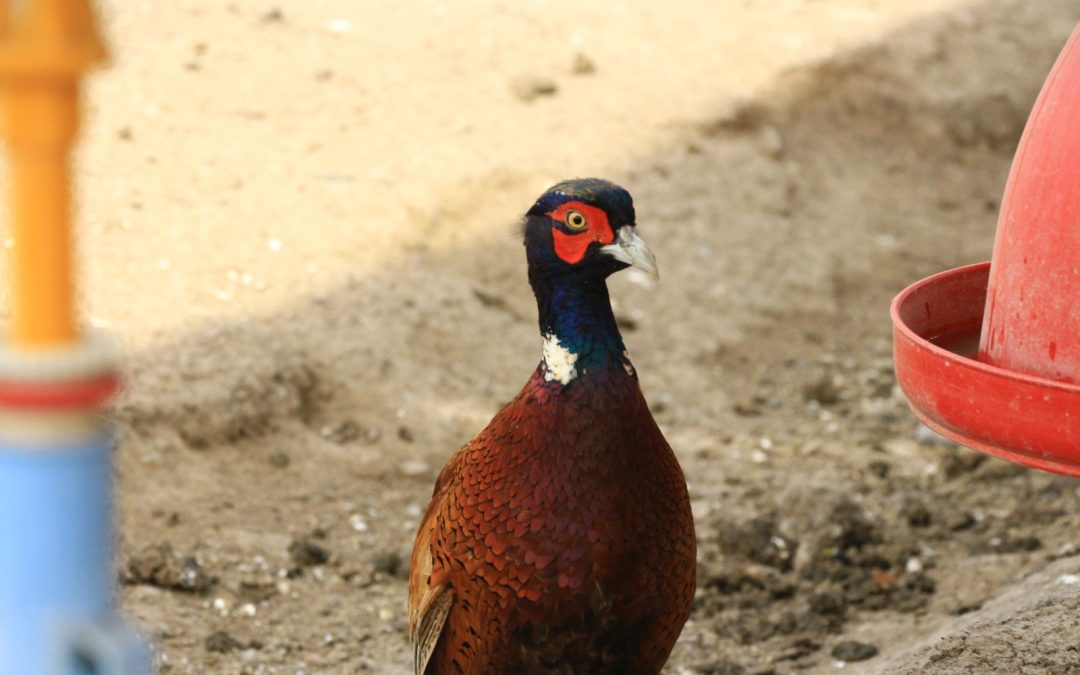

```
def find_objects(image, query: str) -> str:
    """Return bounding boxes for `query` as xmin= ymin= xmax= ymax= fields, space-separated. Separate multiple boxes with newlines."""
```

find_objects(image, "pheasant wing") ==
xmin=408 ymin=453 xmax=464 ymax=674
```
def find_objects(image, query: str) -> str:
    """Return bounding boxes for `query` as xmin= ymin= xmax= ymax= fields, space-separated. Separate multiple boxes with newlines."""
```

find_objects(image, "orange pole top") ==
xmin=0 ymin=0 xmax=105 ymax=348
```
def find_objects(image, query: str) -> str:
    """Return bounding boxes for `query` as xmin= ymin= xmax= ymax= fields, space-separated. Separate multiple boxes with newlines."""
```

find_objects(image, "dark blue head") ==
xmin=521 ymin=179 xmax=659 ymax=384
xmin=523 ymin=178 xmax=654 ymax=284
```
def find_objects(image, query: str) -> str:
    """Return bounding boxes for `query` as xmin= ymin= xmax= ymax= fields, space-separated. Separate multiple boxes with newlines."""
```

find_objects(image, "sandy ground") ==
xmin=2 ymin=0 xmax=1079 ymax=673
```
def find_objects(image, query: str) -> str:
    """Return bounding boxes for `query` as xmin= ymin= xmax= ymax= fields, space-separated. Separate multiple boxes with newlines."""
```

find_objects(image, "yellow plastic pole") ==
xmin=0 ymin=5 xmax=149 ymax=673
xmin=0 ymin=0 xmax=105 ymax=348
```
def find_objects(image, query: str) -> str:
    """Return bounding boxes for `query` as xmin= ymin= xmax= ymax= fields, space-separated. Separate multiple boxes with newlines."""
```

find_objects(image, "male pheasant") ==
xmin=408 ymin=178 xmax=696 ymax=674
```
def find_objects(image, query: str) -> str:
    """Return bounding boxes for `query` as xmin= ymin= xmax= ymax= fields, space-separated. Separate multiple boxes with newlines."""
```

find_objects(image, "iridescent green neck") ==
xmin=531 ymin=271 xmax=631 ymax=384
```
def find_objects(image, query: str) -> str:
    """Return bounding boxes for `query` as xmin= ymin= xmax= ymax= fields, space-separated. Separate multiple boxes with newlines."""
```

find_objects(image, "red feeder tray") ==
xmin=891 ymin=23 xmax=1080 ymax=476
xmin=892 ymin=262 xmax=1080 ymax=475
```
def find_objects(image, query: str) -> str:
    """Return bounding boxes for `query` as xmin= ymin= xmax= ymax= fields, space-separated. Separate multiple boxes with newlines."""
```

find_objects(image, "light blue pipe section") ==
xmin=0 ymin=434 xmax=117 ymax=675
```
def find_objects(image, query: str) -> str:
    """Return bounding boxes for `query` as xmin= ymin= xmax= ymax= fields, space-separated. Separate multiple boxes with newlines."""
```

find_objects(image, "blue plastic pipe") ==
xmin=0 ymin=431 xmax=148 ymax=675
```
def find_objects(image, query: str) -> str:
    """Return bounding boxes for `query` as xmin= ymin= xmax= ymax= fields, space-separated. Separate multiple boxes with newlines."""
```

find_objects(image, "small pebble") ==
xmin=946 ymin=510 xmax=976 ymax=531
xmin=809 ymin=591 xmax=846 ymax=617
xmin=399 ymin=460 xmax=431 ymax=476
xmin=288 ymin=537 xmax=330 ymax=567
xmin=326 ymin=19 xmax=352 ymax=33
xmin=761 ymin=125 xmax=784 ymax=158
xmin=372 ymin=551 xmax=403 ymax=577
xmin=803 ymin=375 xmax=841 ymax=405
xmin=323 ymin=420 xmax=362 ymax=444
xmin=831 ymin=640 xmax=878 ymax=662
xmin=126 ymin=543 xmax=213 ymax=594
xmin=206 ymin=630 xmax=243 ymax=654
xmin=571 ymin=53 xmax=596 ymax=75
xmin=691 ymin=659 xmax=745 ymax=675
xmin=901 ymin=499 xmax=932 ymax=527
xmin=511 ymin=75 xmax=558 ymax=102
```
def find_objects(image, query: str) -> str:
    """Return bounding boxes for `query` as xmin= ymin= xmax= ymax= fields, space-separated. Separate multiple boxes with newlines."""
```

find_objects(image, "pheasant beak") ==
xmin=600 ymin=226 xmax=659 ymax=281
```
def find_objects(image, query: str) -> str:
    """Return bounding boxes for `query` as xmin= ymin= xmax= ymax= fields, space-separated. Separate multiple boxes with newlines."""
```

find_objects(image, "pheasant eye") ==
xmin=565 ymin=209 xmax=588 ymax=231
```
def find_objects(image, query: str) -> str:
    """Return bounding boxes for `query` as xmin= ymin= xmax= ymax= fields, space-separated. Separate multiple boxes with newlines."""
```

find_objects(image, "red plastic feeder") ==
xmin=892 ymin=24 xmax=1080 ymax=476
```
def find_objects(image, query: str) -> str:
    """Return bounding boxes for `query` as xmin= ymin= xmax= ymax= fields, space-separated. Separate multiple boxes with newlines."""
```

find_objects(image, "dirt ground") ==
xmin=10 ymin=0 xmax=1080 ymax=672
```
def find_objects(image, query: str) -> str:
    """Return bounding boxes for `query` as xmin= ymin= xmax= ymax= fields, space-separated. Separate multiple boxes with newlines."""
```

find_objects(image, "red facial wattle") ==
xmin=547 ymin=201 xmax=615 ymax=264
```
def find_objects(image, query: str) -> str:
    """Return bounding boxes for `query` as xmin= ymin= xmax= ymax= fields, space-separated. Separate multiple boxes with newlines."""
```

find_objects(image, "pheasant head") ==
xmin=522 ymin=178 xmax=658 ymax=385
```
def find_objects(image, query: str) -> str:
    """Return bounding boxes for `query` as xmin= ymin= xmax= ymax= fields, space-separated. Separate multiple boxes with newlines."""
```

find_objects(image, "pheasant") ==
xmin=408 ymin=178 xmax=696 ymax=674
